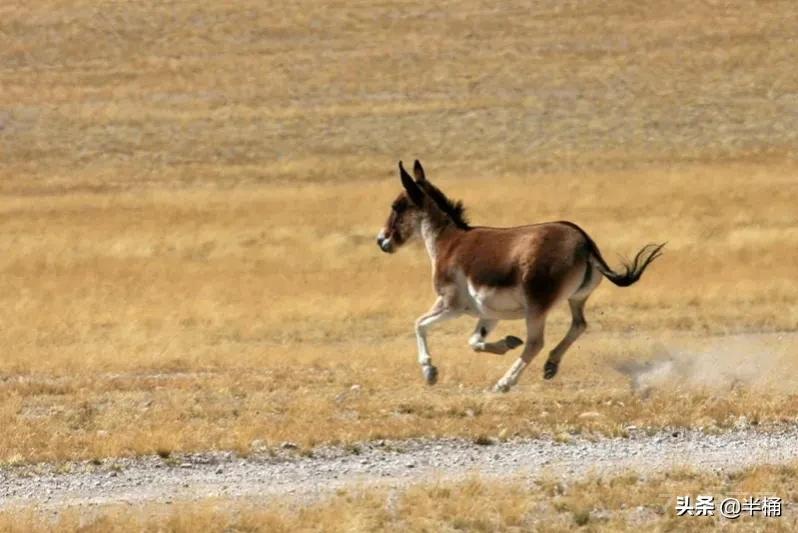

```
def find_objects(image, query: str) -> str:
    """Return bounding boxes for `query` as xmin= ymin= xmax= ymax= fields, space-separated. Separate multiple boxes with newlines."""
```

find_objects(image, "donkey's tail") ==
xmin=589 ymin=242 xmax=666 ymax=287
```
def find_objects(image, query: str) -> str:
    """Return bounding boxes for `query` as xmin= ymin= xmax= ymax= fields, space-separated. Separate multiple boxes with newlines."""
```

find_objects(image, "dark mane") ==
xmin=419 ymin=181 xmax=471 ymax=230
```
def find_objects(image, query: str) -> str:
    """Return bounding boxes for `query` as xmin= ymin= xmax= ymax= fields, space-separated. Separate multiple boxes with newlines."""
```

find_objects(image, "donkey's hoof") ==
xmin=505 ymin=336 xmax=524 ymax=350
xmin=422 ymin=365 xmax=438 ymax=385
xmin=543 ymin=361 xmax=559 ymax=380
xmin=492 ymin=382 xmax=511 ymax=393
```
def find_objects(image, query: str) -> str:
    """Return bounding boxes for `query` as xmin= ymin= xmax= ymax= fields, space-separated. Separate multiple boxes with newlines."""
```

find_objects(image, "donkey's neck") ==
xmin=419 ymin=216 xmax=459 ymax=264
xmin=419 ymin=218 xmax=441 ymax=262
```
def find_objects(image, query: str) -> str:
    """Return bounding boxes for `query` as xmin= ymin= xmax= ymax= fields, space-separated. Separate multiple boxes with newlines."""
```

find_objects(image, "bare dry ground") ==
xmin=1 ymin=0 xmax=798 ymax=529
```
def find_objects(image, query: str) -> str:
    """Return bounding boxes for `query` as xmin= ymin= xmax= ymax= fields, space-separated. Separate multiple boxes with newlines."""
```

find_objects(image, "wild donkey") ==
xmin=377 ymin=161 xmax=664 ymax=392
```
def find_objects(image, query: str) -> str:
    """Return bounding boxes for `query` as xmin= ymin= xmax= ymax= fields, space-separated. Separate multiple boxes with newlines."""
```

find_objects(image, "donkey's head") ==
xmin=376 ymin=160 xmax=428 ymax=253
xmin=377 ymin=160 xmax=471 ymax=253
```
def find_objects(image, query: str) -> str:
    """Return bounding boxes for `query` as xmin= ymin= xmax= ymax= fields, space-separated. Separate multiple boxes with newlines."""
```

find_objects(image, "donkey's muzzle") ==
xmin=377 ymin=236 xmax=394 ymax=253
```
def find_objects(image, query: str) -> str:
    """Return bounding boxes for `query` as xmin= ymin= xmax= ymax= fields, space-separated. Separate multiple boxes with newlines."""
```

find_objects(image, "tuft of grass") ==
xmin=298 ymin=448 xmax=315 ymax=459
xmin=55 ymin=463 xmax=73 ymax=475
xmin=573 ymin=509 xmax=591 ymax=527
xmin=156 ymin=449 xmax=171 ymax=460
xmin=472 ymin=435 xmax=495 ymax=446
xmin=344 ymin=444 xmax=362 ymax=455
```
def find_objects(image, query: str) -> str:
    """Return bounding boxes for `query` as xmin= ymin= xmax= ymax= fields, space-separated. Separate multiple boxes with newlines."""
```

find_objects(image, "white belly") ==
xmin=464 ymin=281 xmax=526 ymax=319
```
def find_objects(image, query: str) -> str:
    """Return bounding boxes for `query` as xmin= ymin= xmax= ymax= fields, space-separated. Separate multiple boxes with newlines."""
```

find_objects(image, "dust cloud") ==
xmin=613 ymin=333 xmax=797 ymax=395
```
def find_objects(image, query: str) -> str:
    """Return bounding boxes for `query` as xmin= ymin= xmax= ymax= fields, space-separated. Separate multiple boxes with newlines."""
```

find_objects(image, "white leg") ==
xmin=469 ymin=319 xmax=523 ymax=355
xmin=493 ymin=315 xmax=545 ymax=393
xmin=415 ymin=298 xmax=460 ymax=384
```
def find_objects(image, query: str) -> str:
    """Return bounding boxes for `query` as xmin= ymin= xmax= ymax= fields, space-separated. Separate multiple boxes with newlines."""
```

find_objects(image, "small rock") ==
xmin=281 ymin=441 xmax=298 ymax=450
xmin=406 ymin=462 xmax=415 ymax=468
xmin=350 ymin=384 xmax=361 ymax=391
xmin=215 ymin=466 xmax=224 ymax=475
xmin=180 ymin=463 xmax=192 ymax=469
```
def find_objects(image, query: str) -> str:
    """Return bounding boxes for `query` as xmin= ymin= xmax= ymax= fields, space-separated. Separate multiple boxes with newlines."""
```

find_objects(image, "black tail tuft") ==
xmin=593 ymin=242 xmax=666 ymax=287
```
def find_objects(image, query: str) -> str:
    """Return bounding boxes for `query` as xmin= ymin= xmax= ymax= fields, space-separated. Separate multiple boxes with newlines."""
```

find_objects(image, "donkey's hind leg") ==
xmin=543 ymin=296 xmax=589 ymax=380
xmin=469 ymin=319 xmax=523 ymax=355
xmin=493 ymin=316 xmax=545 ymax=393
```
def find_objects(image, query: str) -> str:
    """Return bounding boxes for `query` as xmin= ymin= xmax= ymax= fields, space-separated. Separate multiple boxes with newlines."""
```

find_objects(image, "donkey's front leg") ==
xmin=415 ymin=297 xmax=460 ymax=385
xmin=469 ymin=319 xmax=524 ymax=355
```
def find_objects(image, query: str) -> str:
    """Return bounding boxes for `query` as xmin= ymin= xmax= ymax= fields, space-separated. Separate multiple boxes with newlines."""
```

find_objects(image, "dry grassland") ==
xmin=1 ymin=0 xmax=797 ymax=463
xmin=3 ymin=463 xmax=798 ymax=532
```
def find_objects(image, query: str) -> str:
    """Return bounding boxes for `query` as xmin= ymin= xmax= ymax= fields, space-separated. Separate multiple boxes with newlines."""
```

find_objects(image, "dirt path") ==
xmin=2 ymin=426 xmax=797 ymax=509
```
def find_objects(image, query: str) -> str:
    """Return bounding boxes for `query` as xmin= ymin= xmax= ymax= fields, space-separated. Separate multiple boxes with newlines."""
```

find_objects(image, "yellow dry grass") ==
xmin=0 ymin=0 xmax=797 ymax=462
xmin=3 ymin=464 xmax=798 ymax=532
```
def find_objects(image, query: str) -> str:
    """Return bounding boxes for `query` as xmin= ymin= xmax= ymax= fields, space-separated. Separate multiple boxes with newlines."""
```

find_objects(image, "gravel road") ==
xmin=2 ymin=426 xmax=797 ymax=509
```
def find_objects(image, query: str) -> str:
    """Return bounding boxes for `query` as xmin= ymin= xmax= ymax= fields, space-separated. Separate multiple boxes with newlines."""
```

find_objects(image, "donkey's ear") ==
xmin=412 ymin=160 xmax=427 ymax=182
xmin=399 ymin=161 xmax=425 ymax=206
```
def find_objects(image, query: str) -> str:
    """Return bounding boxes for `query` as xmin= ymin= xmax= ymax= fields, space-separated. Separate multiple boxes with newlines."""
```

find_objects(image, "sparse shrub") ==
xmin=299 ymin=448 xmax=314 ymax=458
xmin=472 ymin=435 xmax=494 ymax=446
xmin=573 ymin=509 xmax=591 ymax=526
xmin=345 ymin=444 xmax=361 ymax=455
xmin=156 ymin=449 xmax=171 ymax=459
